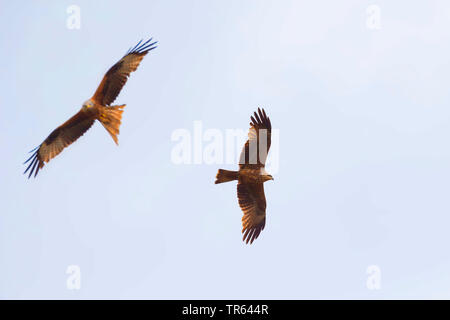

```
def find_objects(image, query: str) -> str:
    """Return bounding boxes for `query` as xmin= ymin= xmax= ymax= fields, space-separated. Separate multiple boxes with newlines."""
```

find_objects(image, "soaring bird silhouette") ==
xmin=24 ymin=38 xmax=157 ymax=178
xmin=215 ymin=108 xmax=274 ymax=244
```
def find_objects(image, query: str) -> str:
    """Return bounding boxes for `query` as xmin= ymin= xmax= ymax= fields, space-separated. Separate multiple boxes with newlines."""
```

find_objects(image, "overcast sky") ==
xmin=2 ymin=0 xmax=450 ymax=299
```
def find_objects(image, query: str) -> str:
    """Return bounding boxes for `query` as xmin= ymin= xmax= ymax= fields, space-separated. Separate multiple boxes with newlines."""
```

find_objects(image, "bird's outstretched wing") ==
xmin=237 ymin=179 xmax=266 ymax=244
xmin=239 ymin=108 xmax=272 ymax=170
xmin=92 ymin=38 xmax=157 ymax=106
xmin=24 ymin=110 xmax=95 ymax=178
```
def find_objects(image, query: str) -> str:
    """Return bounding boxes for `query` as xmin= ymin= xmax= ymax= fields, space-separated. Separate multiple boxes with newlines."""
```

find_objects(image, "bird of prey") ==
xmin=24 ymin=38 xmax=157 ymax=178
xmin=215 ymin=108 xmax=274 ymax=244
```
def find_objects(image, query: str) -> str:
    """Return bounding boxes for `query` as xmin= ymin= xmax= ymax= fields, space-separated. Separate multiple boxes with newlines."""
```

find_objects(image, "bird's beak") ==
xmin=270 ymin=176 xmax=274 ymax=181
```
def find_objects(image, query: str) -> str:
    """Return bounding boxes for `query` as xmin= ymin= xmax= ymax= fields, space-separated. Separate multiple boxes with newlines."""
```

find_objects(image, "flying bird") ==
xmin=215 ymin=108 xmax=274 ymax=244
xmin=24 ymin=38 xmax=157 ymax=178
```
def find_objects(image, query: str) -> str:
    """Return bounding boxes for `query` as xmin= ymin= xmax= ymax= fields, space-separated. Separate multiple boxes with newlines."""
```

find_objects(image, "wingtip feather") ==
xmin=126 ymin=38 xmax=158 ymax=56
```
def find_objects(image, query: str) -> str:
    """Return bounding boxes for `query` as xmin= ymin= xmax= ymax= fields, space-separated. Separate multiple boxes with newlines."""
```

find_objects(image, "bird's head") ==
xmin=82 ymin=100 xmax=94 ymax=110
xmin=260 ymin=168 xmax=274 ymax=182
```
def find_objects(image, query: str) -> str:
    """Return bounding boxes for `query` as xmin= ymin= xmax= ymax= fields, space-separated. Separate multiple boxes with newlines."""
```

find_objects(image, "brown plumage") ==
xmin=215 ymin=108 xmax=274 ymax=244
xmin=24 ymin=38 xmax=157 ymax=178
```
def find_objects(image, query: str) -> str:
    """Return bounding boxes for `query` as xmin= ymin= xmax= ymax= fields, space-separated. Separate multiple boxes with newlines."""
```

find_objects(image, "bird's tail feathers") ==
xmin=215 ymin=169 xmax=238 ymax=184
xmin=99 ymin=105 xmax=125 ymax=145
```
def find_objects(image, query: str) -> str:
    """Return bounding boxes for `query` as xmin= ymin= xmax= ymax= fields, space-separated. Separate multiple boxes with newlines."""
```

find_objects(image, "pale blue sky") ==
xmin=2 ymin=0 xmax=450 ymax=299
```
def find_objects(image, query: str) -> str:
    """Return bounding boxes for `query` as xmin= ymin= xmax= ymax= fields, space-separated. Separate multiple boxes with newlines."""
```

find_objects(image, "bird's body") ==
xmin=239 ymin=168 xmax=273 ymax=184
xmin=215 ymin=108 xmax=273 ymax=244
xmin=24 ymin=38 xmax=157 ymax=178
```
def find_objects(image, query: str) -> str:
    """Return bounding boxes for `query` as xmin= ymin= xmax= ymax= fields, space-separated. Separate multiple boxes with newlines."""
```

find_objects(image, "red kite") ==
xmin=215 ymin=108 xmax=274 ymax=244
xmin=24 ymin=38 xmax=157 ymax=178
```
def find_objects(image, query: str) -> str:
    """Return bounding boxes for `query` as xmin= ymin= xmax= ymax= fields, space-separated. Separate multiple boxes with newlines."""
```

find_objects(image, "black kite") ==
xmin=24 ymin=38 xmax=157 ymax=178
xmin=215 ymin=108 xmax=274 ymax=244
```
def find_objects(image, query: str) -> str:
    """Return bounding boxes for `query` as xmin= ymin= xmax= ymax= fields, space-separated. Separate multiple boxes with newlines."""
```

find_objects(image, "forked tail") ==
xmin=215 ymin=169 xmax=238 ymax=184
xmin=99 ymin=105 xmax=125 ymax=145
